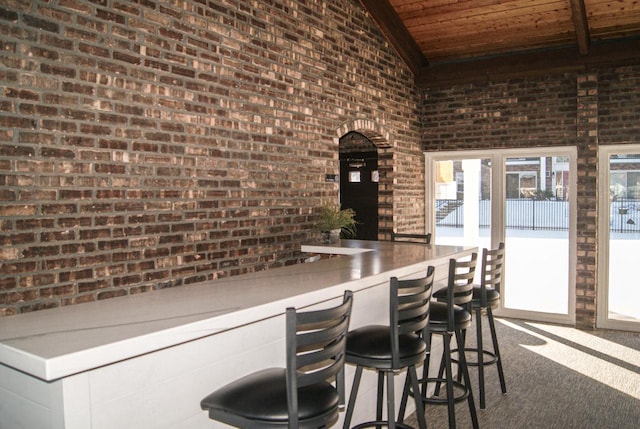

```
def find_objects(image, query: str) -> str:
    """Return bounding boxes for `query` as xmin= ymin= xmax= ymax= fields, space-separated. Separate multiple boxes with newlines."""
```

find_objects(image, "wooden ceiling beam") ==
xmin=415 ymin=38 xmax=640 ymax=88
xmin=569 ymin=0 xmax=591 ymax=55
xmin=358 ymin=0 xmax=429 ymax=76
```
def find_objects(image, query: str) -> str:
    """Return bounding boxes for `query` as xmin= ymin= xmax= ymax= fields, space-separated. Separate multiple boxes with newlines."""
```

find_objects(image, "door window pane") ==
xmin=434 ymin=158 xmax=491 ymax=252
xmin=606 ymin=153 xmax=640 ymax=323
xmin=504 ymin=155 xmax=569 ymax=315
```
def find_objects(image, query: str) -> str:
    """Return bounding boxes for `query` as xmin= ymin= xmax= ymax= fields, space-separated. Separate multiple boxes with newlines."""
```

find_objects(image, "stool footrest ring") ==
xmin=405 ymin=377 xmax=470 ymax=405
xmin=423 ymin=376 xmax=470 ymax=405
xmin=350 ymin=421 xmax=414 ymax=429
xmin=450 ymin=347 xmax=499 ymax=367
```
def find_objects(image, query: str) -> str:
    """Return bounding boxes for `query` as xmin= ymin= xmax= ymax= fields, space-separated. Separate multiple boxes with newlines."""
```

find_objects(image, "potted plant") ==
xmin=315 ymin=204 xmax=357 ymax=243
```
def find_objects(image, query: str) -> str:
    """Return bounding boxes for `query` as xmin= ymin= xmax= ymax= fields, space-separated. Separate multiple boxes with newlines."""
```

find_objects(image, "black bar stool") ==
xmin=342 ymin=267 xmax=434 ymax=429
xmin=391 ymin=232 xmax=432 ymax=244
xmin=399 ymin=254 xmax=479 ymax=429
xmin=445 ymin=243 xmax=507 ymax=409
xmin=200 ymin=290 xmax=353 ymax=428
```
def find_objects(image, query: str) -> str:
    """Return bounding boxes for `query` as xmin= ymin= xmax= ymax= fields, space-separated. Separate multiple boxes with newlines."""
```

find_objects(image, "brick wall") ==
xmin=599 ymin=66 xmax=640 ymax=145
xmin=422 ymin=65 xmax=640 ymax=328
xmin=3 ymin=1 xmax=637 ymax=326
xmin=423 ymin=75 xmax=579 ymax=150
xmin=575 ymin=72 xmax=598 ymax=329
xmin=0 ymin=0 xmax=425 ymax=315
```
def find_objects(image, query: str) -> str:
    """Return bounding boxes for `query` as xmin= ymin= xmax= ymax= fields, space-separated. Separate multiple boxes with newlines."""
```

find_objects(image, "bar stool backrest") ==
xmin=390 ymin=266 xmax=435 ymax=369
xmin=479 ymin=243 xmax=505 ymax=306
xmin=445 ymin=253 xmax=478 ymax=329
xmin=285 ymin=290 xmax=353 ymax=427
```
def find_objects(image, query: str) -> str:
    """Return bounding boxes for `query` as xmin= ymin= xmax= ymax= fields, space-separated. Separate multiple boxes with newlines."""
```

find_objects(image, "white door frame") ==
xmin=597 ymin=144 xmax=640 ymax=332
xmin=425 ymin=147 xmax=577 ymax=324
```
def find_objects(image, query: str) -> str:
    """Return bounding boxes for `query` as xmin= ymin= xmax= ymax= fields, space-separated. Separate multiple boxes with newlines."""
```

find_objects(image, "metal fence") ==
xmin=436 ymin=198 xmax=640 ymax=233
xmin=610 ymin=198 xmax=640 ymax=233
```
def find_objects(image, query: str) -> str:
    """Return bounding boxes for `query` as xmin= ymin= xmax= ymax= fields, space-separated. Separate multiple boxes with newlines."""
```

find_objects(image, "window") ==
xmin=506 ymin=172 xmax=537 ymax=198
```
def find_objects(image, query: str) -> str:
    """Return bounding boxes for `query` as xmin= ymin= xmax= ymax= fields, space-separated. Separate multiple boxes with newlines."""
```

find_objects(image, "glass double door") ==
xmin=426 ymin=148 xmax=577 ymax=324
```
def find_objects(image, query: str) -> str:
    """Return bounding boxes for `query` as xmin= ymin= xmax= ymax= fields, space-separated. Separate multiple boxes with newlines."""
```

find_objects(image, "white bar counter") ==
xmin=0 ymin=240 xmax=474 ymax=429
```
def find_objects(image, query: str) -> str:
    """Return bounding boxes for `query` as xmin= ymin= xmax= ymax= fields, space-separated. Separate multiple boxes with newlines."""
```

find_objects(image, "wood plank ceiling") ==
xmin=358 ymin=0 xmax=640 ymax=87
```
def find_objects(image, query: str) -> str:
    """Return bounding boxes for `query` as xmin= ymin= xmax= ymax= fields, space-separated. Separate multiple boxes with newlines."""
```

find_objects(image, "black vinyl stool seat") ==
xmin=391 ymin=231 xmax=432 ymax=244
xmin=342 ymin=267 xmax=435 ymax=429
xmin=200 ymin=290 xmax=354 ymax=429
xmin=434 ymin=243 xmax=506 ymax=409
xmin=399 ymin=254 xmax=479 ymax=429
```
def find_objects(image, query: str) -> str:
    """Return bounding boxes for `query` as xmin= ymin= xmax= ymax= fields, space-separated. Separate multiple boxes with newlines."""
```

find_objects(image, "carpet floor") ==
xmin=403 ymin=317 xmax=640 ymax=429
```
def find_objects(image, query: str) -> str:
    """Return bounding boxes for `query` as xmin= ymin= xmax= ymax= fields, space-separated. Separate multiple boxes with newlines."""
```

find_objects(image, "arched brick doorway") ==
xmin=336 ymin=120 xmax=393 ymax=240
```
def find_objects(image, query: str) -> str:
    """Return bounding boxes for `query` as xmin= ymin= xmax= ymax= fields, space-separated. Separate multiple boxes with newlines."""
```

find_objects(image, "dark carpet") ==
xmin=404 ymin=317 xmax=640 ymax=429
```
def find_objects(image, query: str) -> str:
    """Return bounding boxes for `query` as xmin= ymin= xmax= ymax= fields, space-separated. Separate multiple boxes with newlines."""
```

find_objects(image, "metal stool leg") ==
xmin=487 ymin=308 xmax=507 ymax=394
xmin=443 ymin=332 xmax=456 ymax=429
xmin=433 ymin=350 xmax=445 ymax=396
xmin=377 ymin=372 xmax=385 ymax=426
xmin=457 ymin=328 xmax=467 ymax=384
xmin=397 ymin=374 xmax=410 ymax=425
xmin=475 ymin=307 xmax=486 ymax=409
xmin=343 ymin=365 xmax=363 ymax=429
xmin=456 ymin=329 xmax=479 ymax=429
xmin=386 ymin=371 xmax=396 ymax=429
xmin=408 ymin=365 xmax=427 ymax=429
xmin=398 ymin=340 xmax=430 ymax=428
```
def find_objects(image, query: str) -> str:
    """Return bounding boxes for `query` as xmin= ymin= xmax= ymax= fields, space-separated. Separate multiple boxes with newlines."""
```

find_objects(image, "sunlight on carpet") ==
xmin=497 ymin=319 xmax=640 ymax=399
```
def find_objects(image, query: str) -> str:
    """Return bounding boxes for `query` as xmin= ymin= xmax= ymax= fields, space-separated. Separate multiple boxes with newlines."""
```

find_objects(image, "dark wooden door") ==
xmin=340 ymin=151 xmax=378 ymax=240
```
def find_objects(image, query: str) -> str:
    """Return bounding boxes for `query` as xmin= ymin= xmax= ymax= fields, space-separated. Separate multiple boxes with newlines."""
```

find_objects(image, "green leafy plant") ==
xmin=530 ymin=189 xmax=555 ymax=200
xmin=315 ymin=204 xmax=357 ymax=238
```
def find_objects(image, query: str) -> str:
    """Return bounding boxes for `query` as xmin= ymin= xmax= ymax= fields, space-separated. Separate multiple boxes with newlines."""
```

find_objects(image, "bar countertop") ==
xmin=0 ymin=240 xmax=474 ymax=382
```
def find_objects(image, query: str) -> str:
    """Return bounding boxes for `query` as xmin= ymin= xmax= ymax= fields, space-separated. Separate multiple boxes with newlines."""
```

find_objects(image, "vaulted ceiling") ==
xmin=359 ymin=0 xmax=640 ymax=87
